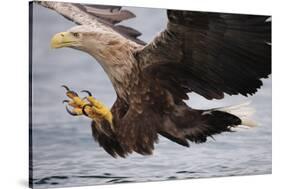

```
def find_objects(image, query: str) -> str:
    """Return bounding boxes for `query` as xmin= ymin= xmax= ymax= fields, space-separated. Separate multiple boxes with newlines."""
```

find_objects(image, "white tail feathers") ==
xmin=215 ymin=101 xmax=257 ymax=128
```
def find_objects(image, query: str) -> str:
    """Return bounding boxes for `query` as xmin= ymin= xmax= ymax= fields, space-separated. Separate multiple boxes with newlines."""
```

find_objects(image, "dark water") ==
xmin=30 ymin=4 xmax=272 ymax=189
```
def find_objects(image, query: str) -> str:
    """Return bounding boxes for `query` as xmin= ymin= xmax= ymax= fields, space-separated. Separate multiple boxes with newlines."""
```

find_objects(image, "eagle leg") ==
xmin=81 ymin=103 xmax=112 ymax=125
xmin=81 ymin=89 xmax=113 ymax=125
xmin=61 ymin=86 xmax=113 ymax=126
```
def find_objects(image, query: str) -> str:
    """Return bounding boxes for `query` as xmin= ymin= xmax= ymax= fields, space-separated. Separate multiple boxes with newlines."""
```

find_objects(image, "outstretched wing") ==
xmin=37 ymin=1 xmax=145 ymax=45
xmin=137 ymin=10 xmax=271 ymax=100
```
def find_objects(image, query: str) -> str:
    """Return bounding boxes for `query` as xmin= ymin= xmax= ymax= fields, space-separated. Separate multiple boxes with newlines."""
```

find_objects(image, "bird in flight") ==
xmin=35 ymin=2 xmax=271 ymax=158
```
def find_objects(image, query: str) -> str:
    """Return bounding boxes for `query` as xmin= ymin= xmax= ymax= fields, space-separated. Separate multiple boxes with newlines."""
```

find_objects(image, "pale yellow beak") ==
xmin=51 ymin=32 xmax=78 ymax=48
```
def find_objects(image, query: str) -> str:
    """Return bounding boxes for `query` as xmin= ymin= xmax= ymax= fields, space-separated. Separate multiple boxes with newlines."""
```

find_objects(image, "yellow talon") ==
xmin=85 ymin=96 xmax=113 ymax=125
xmin=62 ymin=86 xmax=113 ymax=126
xmin=65 ymin=106 xmax=83 ymax=116
xmin=91 ymin=106 xmax=113 ymax=125
xmin=72 ymin=96 xmax=88 ymax=107
xmin=72 ymin=108 xmax=83 ymax=115
xmin=86 ymin=96 xmax=102 ymax=108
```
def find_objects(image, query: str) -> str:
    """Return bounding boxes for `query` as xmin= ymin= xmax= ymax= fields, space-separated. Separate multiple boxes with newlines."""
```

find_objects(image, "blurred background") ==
xmin=31 ymin=3 xmax=272 ymax=188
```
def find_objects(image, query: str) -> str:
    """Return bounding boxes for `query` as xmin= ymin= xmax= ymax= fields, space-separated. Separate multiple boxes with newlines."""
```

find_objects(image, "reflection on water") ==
xmin=31 ymin=4 xmax=272 ymax=189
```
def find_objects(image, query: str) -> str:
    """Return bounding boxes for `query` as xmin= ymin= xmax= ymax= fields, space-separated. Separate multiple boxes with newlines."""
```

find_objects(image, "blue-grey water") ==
xmin=31 ymin=4 xmax=272 ymax=189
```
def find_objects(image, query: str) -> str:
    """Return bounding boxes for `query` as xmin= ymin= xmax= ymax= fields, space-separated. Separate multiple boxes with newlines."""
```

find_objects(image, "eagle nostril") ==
xmin=60 ymin=33 xmax=64 ymax=37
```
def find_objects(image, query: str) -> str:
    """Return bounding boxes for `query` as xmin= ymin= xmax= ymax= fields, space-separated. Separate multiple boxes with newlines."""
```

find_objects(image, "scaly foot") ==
xmin=62 ymin=85 xmax=113 ymax=125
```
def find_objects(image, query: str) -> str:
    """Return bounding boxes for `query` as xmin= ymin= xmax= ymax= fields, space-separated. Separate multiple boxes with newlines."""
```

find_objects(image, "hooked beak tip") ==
xmin=50 ymin=32 xmax=69 ymax=49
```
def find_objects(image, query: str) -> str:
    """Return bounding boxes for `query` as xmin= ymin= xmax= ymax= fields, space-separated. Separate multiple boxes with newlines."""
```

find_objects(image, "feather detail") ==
xmin=214 ymin=101 xmax=257 ymax=127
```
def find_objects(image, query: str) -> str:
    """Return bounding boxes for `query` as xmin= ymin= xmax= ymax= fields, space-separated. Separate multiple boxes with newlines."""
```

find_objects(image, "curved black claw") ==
xmin=81 ymin=90 xmax=92 ymax=97
xmin=65 ymin=106 xmax=78 ymax=116
xmin=62 ymin=85 xmax=78 ymax=97
xmin=61 ymin=85 xmax=70 ymax=91
xmin=68 ymin=91 xmax=78 ymax=97
xmin=82 ymin=104 xmax=92 ymax=117
xmin=62 ymin=100 xmax=70 ymax=104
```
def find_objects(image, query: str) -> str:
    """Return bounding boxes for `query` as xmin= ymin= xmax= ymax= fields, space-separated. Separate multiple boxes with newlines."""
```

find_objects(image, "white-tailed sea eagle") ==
xmin=34 ymin=1 xmax=271 ymax=158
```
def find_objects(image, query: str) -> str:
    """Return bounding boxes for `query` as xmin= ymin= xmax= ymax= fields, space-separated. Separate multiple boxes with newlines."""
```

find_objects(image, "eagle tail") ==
xmin=162 ymin=101 xmax=257 ymax=146
xmin=213 ymin=101 xmax=257 ymax=128
xmin=186 ymin=101 xmax=257 ymax=143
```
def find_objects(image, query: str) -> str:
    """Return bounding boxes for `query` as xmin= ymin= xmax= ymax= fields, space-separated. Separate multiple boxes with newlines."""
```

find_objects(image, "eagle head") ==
xmin=51 ymin=25 xmax=125 ymax=55
xmin=50 ymin=25 xmax=138 ymax=99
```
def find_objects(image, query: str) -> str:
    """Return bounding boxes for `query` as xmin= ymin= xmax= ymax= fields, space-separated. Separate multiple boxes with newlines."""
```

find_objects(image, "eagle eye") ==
xmin=72 ymin=32 xmax=79 ymax=37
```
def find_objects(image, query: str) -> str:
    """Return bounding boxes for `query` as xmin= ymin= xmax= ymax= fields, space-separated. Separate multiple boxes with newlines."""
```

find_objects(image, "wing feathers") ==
xmin=84 ymin=4 xmax=122 ymax=11
xmin=138 ymin=10 xmax=271 ymax=100
xmin=37 ymin=2 xmax=145 ymax=45
xmin=84 ymin=6 xmax=136 ymax=24
xmin=114 ymin=25 xmax=146 ymax=45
